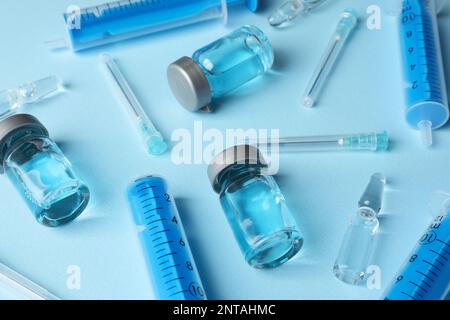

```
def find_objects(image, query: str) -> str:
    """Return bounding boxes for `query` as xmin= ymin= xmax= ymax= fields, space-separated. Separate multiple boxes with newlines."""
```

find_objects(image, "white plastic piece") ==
xmin=418 ymin=120 xmax=433 ymax=148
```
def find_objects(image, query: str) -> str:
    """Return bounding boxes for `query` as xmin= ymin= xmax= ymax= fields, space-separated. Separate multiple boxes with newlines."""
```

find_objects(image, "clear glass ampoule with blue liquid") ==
xmin=167 ymin=25 xmax=274 ymax=112
xmin=333 ymin=173 xmax=386 ymax=285
xmin=0 ymin=114 xmax=90 ymax=227
xmin=208 ymin=145 xmax=303 ymax=268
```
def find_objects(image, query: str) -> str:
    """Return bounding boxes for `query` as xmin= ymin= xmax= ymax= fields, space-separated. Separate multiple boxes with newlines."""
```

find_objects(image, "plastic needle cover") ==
xmin=0 ymin=76 xmax=63 ymax=119
xmin=0 ymin=262 xmax=59 ymax=300
xmin=252 ymin=131 xmax=389 ymax=152
xmin=302 ymin=9 xmax=358 ymax=108
xmin=268 ymin=0 xmax=328 ymax=28
xmin=101 ymin=54 xmax=168 ymax=156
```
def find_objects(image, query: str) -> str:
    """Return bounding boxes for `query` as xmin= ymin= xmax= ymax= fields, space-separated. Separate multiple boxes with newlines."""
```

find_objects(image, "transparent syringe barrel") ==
xmin=64 ymin=0 xmax=256 ymax=51
xmin=400 ymin=0 xmax=449 ymax=130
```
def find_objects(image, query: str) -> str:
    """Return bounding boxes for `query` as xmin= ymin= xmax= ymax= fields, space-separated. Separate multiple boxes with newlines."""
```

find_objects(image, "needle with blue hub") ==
xmin=101 ymin=53 xmax=168 ymax=156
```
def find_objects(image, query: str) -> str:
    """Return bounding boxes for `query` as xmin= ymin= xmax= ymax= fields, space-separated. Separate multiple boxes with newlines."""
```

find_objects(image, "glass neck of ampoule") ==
xmin=358 ymin=173 xmax=386 ymax=214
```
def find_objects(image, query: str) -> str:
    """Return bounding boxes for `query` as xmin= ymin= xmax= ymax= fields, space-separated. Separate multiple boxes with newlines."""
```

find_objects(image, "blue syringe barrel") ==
xmin=127 ymin=176 xmax=206 ymax=300
xmin=63 ymin=0 xmax=258 ymax=52
xmin=384 ymin=212 xmax=450 ymax=300
xmin=399 ymin=0 xmax=449 ymax=143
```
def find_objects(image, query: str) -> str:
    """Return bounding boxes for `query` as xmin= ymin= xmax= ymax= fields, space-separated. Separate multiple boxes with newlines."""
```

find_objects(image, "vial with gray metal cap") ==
xmin=167 ymin=25 xmax=274 ymax=112
xmin=208 ymin=145 xmax=303 ymax=268
xmin=0 ymin=114 xmax=90 ymax=227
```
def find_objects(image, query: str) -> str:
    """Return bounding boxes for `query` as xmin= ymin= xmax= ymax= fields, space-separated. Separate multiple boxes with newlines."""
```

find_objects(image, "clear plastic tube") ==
xmin=302 ymin=9 xmax=358 ymax=108
xmin=101 ymin=53 xmax=168 ymax=156
xmin=250 ymin=131 xmax=389 ymax=153
xmin=0 ymin=262 xmax=59 ymax=300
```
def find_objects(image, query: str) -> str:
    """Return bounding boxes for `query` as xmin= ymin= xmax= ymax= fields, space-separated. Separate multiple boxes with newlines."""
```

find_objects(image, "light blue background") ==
xmin=0 ymin=0 xmax=449 ymax=300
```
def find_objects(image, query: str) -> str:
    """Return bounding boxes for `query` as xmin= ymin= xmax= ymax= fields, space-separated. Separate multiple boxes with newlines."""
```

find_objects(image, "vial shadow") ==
xmin=258 ymin=0 xmax=277 ymax=13
xmin=272 ymin=48 xmax=294 ymax=73
xmin=174 ymin=197 xmax=222 ymax=299
xmin=54 ymin=140 xmax=115 ymax=218
xmin=53 ymin=212 xmax=106 ymax=233
xmin=271 ymin=172 xmax=323 ymax=267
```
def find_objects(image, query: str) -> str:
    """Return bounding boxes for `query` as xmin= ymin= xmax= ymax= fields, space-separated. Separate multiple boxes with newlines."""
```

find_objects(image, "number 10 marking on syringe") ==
xmin=127 ymin=176 xmax=206 ymax=300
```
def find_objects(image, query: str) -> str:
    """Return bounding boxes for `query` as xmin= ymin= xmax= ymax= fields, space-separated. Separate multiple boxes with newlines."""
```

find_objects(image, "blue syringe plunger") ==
xmin=50 ymin=0 xmax=259 ymax=52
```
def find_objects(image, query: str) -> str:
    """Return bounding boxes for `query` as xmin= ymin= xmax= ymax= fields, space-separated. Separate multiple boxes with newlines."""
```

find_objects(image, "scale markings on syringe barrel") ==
xmin=63 ymin=0 xmax=222 ymax=51
xmin=127 ymin=176 xmax=206 ymax=300
xmin=400 ymin=0 xmax=449 ymax=130
xmin=384 ymin=213 xmax=450 ymax=300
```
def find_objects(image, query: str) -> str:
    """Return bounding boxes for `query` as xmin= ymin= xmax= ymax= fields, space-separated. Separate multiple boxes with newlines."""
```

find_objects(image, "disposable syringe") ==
xmin=384 ymin=207 xmax=450 ymax=300
xmin=268 ymin=0 xmax=328 ymax=28
xmin=397 ymin=0 xmax=449 ymax=147
xmin=0 ymin=262 xmax=59 ymax=300
xmin=101 ymin=53 xmax=168 ymax=156
xmin=48 ymin=0 xmax=259 ymax=52
xmin=127 ymin=176 xmax=206 ymax=300
xmin=302 ymin=9 xmax=358 ymax=108
xmin=249 ymin=131 xmax=389 ymax=153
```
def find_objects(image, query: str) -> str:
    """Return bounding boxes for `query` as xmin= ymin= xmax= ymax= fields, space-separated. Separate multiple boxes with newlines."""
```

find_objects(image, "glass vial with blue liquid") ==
xmin=167 ymin=25 xmax=274 ymax=112
xmin=207 ymin=145 xmax=303 ymax=268
xmin=333 ymin=173 xmax=386 ymax=285
xmin=0 ymin=114 xmax=90 ymax=227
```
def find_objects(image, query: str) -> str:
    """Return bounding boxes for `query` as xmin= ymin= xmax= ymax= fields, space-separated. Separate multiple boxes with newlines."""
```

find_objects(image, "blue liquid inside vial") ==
xmin=217 ymin=165 xmax=303 ymax=268
xmin=5 ymin=137 xmax=89 ymax=227
xmin=193 ymin=25 xmax=274 ymax=98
